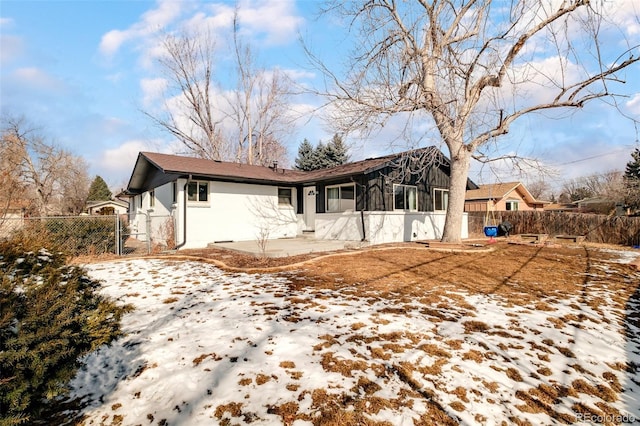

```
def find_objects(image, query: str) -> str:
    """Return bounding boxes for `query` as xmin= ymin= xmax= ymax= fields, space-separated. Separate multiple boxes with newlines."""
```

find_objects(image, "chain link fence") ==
xmin=0 ymin=215 xmax=126 ymax=256
xmin=0 ymin=213 xmax=178 ymax=257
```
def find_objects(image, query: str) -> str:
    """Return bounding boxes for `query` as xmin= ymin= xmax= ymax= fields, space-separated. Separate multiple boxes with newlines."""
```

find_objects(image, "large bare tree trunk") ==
xmin=443 ymin=142 xmax=471 ymax=243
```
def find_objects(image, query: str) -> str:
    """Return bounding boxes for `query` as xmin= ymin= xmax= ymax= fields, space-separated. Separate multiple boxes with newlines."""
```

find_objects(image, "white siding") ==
xmin=315 ymin=211 xmax=468 ymax=244
xmin=174 ymin=180 xmax=298 ymax=249
xmin=128 ymin=182 xmax=177 ymax=245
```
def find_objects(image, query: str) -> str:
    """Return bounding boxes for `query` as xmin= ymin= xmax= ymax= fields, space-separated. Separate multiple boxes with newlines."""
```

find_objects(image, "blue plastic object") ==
xmin=484 ymin=226 xmax=498 ymax=237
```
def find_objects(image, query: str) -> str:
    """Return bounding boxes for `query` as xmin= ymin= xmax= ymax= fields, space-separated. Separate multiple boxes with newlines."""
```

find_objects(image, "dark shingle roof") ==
xmin=141 ymin=152 xmax=306 ymax=183
xmin=126 ymin=147 xmax=459 ymax=192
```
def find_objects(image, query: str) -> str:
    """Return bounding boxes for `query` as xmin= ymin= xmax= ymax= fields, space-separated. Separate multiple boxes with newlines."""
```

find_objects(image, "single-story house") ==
xmin=124 ymin=147 xmax=477 ymax=249
xmin=544 ymin=202 xmax=578 ymax=213
xmin=464 ymin=182 xmax=548 ymax=212
xmin=85 ymin=199 xmax=129 ymax=215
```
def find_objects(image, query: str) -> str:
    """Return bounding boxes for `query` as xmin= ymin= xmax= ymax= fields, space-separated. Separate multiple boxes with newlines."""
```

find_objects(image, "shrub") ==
xmin=0 ymin=239 xmax=131 ymax=424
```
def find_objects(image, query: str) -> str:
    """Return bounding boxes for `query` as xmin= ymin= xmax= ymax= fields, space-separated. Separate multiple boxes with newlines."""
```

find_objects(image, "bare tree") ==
xmin=525 ymin=179 xmax=551 ymax=200
xmin=60 ymin=157 xmax=90 ymax=215
xmin=146 ymin=19 xmax=293 ymax=166
xmin=310 ymin=0 xmax=639 ymax=242
xmin=1 ymin=116 xmax=89 ymax=216
xmin=228 ymin=12 xmax=292 ymax=166
xmin=145 ymin=31 xmax=228 ymax=160
xmin=0 ymin=128 xmax=26 ymax=222
xmin=561 ymin=170 xmax=625 ymax=203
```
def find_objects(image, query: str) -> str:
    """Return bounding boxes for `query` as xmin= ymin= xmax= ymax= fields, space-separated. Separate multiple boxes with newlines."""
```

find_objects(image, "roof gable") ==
xmin=465 ymin=182 xmax=546 ymax=205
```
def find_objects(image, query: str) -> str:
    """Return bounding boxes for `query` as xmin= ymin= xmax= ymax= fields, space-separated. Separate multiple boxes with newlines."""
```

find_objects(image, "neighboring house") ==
xmin=0 ymin=199 xmax=29 ymax=238
xmin=544 ymin=202 xmax=578 ymax=213
xmin=124 ymin=147 xmax=477 ymax=249
xmin=574 ymin=197 xmax=616 ymax=214
xmin=85 ymin=199 xmax=129 ymax=215
xmin=465 ymin=182 xmax=547 ymax=213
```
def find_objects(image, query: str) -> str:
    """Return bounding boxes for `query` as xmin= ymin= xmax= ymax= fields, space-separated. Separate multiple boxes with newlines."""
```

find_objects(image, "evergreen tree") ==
xmin=87 ymin=176 xmax=112 ymax=201
xmin=324 ymin=133 xmax=349 ymax=167
xmin=294 ymin=135 xmax=350 ymax=171
xmin=313 ymin=141 xmax=330 ymax=169
xmin=294 ymin=139 xmax=316 ymax=171
xmin=624 ymin=147 xmax=640 ymax=181
xmin=624 ymin=147 xmax=640 ymax=210
xmin=0 ymin=238 xmax=129 ymax=423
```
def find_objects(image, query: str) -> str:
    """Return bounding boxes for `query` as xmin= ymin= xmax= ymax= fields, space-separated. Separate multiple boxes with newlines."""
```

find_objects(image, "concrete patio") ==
xmin=208 ymin=236 xmax=369 ymax=258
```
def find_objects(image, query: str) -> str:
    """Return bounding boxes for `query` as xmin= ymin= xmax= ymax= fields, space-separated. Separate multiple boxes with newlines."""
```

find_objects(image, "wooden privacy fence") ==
xmin=468 ymin=211 xmax=640 ymax=246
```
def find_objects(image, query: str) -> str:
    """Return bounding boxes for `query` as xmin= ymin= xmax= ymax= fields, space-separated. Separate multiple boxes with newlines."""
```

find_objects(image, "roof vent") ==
xmin=271 ymin=160 xmax=278 ymax=171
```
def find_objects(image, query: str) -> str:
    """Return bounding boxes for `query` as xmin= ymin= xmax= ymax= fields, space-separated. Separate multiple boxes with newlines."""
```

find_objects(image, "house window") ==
xmin=137 ymin=195 xmax=142 ymax=209
xmin=506 ymin=200 xmax=519 ymax=211
xmin=187 ymin=181 xmax=209 ymax=202
xmin=278 ymin=188 xmax=292 ymax=206
xmin=326 ymin=184 xmax=355 ymax=212
xmin=149 ymin=190 xmax=155 ymax=208
xmin=393 ymin=184 xmax=417 ymax=211
xmin=172 ymin=181 xmax=177 ymax=204
xmin=434 ymin=188 xmax=449 ymax=211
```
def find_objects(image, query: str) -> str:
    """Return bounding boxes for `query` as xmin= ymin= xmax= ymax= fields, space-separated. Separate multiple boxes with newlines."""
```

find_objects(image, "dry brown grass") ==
xmin=95 ymin=241 xmax=639 ymax=425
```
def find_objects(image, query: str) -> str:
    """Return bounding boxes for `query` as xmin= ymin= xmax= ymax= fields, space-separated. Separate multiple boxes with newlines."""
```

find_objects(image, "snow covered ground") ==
xmin=70 ymin=249 xmax=640 ymax=425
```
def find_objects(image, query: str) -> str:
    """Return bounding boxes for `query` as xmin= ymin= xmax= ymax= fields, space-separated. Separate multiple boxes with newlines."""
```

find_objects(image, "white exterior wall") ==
xmin=129 ymin=180 xmax=298 ymax=249
xmin=315 ymin=211 xmax=468 ymax=244
xmin=178 ymin=180 xmax=298 ymax=249
xmin=128 ymin=183 xmax=177 ymax=244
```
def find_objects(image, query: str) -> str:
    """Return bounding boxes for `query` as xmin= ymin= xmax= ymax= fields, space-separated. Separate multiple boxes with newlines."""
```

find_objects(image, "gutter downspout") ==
xmin=174 ymin=174 xmax=192 ymax=250
xmin=351 ymin=177 xmax=367 ymax=242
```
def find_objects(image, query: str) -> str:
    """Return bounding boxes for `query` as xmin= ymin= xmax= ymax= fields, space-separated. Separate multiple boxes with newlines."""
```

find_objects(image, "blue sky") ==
xmin=1 ymin=0 xmax=639 ymax=195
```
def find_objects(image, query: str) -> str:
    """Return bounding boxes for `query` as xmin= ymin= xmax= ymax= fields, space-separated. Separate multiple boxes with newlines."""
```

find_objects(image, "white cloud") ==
xmin=140 ymin=77 xmax=168 ymax=107
xmin=626 ymin=93 xmax=640 ymax=115
xmin=13 ymin=67 xmax=65 ymax=92
xmin=0 ymin=17 xmax=14 ymax=28
xmin=235 ymin=0 xmax=304 ymax=45
xmin=603 ymin=0 xmax=640 ymax=38
xmin=0 ymin=34 xmax=24 ymax=63
xmin=97 ymin=139 xmax=171 ymax=180
xmin=100 ymin=0 xmax=304 ymax=62
xmin=99 ymin=29 xmax=129 ymax=57
xmin=99 ymin=0 xmax=185 ymax=57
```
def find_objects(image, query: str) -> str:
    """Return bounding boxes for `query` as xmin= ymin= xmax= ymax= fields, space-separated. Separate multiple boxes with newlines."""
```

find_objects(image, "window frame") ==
xmin=505 ymin=200 xmax=519 ymax=211
xmin=172 ymin=181 xmax=178 ymax=204
xmin=325 ymin=183 xmax=356 ymax=213
xmin=393 ymin=184 xmax=418 ymax=212
xmin=433 ymin=188 xmax=449 ymax=211
xmin=278 ymin=187 xmax=293 ymax=207
xmin=149 ymin=189 xmax=155 ymax=208
xmin=187 ymin=181 xmax=209 ymax=203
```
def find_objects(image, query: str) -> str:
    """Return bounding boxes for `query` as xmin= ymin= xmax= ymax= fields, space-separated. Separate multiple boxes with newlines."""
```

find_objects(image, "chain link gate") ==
xmin=123 ymin=212 xmax=176 ymax=255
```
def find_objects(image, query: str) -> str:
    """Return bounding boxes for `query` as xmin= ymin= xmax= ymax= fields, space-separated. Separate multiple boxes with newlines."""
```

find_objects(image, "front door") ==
xmin=304 ymin=186 xmax=316 ymax=231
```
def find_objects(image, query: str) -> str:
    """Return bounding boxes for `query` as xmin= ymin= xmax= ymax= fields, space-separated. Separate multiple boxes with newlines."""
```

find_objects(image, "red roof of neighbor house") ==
xmin=465 ymin=181 xmax=548 ymax=205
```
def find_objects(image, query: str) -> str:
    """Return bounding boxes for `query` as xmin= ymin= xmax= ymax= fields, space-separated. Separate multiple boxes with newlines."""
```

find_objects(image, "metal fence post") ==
xmin=115 ymin=214 xmax=121 ymax=255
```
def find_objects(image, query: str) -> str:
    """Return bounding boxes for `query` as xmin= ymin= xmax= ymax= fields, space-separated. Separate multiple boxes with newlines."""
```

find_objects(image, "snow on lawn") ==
xmin=70 ymin=251 xmax=640 ymax=425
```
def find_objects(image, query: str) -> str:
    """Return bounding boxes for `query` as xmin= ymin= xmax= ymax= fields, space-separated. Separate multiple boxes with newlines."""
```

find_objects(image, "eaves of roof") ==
xmin=126 ymin=146 xmax=476 ymax=193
